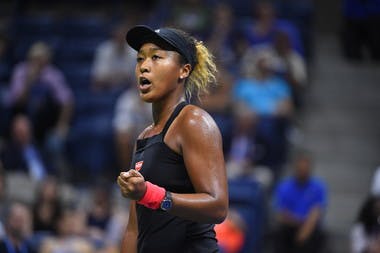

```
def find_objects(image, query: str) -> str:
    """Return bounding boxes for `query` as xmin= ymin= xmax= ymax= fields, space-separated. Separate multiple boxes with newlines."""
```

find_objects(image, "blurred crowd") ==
xmin=0 ymin=0 xmax=378 ymax=252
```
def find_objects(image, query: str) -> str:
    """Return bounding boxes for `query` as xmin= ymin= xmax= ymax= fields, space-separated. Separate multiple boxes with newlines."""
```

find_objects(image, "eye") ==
xmin=136 ymin=56 xmax=144 ymax=62
xmin=152 ymin=55 xmax=161 ymax=60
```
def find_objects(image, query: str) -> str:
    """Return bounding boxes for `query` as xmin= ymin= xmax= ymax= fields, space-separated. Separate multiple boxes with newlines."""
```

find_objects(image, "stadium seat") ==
xmin=228 ymin=178 xmax=267 ymax=253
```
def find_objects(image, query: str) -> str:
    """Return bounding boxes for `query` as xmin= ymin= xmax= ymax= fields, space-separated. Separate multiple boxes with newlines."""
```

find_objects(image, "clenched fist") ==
xmin=117 ymin=170 xmax=147 ymax=201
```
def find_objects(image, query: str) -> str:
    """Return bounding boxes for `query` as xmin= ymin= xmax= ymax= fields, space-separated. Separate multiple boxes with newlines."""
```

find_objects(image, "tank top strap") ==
xmin=162 ymin=101 xmax=188 ymax=139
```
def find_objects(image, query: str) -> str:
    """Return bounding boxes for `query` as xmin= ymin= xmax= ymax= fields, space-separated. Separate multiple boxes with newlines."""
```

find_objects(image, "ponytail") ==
xmin=185 ymin=41 xmax=217 ymax=100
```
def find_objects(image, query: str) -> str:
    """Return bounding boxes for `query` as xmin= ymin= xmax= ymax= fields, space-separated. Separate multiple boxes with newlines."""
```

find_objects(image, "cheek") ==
xmin=155 ymin=62 xmax=181 ymax=83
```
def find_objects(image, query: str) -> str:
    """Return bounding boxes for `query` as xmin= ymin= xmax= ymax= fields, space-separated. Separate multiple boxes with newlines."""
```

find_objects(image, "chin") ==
xmin=139 ymin=93 xmax=155 ymax=103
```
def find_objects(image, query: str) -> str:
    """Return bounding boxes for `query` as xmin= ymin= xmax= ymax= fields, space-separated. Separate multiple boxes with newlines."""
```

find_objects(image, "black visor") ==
xmin=126 ymin=25 xmax=197 ymax=68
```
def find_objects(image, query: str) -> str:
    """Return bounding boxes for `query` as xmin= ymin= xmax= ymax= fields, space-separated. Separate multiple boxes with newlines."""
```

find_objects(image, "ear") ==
xmin=178 ymin=63 xmax=192 ymax=81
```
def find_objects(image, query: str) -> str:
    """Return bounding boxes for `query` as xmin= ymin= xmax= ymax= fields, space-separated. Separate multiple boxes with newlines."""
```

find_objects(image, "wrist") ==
xmin=137 ymin=181 xmax=165 ymax=210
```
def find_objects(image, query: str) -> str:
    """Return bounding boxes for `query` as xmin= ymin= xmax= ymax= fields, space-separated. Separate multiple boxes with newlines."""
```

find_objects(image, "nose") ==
xmin=139 ymin=58 xmax=150 ymax=74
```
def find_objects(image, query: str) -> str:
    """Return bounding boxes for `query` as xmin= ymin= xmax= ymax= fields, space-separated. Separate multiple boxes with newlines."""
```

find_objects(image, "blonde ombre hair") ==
xmin=185 ymin=41 xmax=217 ymax=100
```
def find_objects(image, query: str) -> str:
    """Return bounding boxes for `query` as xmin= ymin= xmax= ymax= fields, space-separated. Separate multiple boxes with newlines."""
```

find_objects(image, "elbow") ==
xmin=214 ymin=210 xmax=227 ymax=224
xmin=213 ymin=201 xmax=228 ymax=224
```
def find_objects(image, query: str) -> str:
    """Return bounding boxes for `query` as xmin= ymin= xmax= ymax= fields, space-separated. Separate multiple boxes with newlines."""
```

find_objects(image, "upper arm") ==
xmin=9 ymin=65 xmax=25 ymax=99
xmin=50 ymin=70 xmax=73 ymax=105
xmin=178 ymin=106 xmax=227 ymax=199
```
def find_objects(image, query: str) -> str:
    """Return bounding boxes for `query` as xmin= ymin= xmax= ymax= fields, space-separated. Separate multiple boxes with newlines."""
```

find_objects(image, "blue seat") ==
xmin=66 ymin=96 xmax=116 ymax=178
xmin=13 ymin=15 xmax=56 ymax=37
xmin=228 ymin=178 xmax=267 ymax=253
xmin=56 ymin=37 xmax=103 ymax=63
xmin=73 ymin=91 xmax=117 ymax=117
xmin=59 ymin=16 xmax=109 ymax=38
xmin=59 ymin=63 xmax=92 ymax=91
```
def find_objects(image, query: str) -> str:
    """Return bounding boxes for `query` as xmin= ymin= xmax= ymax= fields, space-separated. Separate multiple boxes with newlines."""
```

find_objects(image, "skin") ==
xmin=117 ymin=43 xmax=228 ymax=253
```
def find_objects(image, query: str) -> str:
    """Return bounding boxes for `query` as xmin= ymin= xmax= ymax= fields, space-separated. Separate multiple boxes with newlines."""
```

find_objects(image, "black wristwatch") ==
xmin=160 ymin=191 xmax=173 ymax=211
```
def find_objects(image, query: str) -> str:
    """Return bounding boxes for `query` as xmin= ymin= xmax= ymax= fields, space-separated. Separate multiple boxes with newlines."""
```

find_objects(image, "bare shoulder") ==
xmin=178 ymin=104 xmax=221 ymax=139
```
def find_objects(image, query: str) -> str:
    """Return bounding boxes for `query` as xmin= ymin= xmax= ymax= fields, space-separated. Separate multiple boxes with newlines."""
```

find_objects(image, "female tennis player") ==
xmin=117 ymin=25 xmax=228 ymax=253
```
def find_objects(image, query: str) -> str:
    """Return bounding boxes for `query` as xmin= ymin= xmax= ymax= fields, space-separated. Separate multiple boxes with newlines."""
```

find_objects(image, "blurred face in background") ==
xmin=255 ymin=2 xmax=275 ymax=23
xmin=12 ymin=115 xmax=32 ymax=146
xmin=6 ymin=203 xmax=32 ymax=240
xmin=27 ymin=42 xmax=51 ymax=70
xmin=214 ymin=3 xmax=233 ymax=28
xmin=57 ymin=209 xmax=87 ymax=237
xmin=294 ymin=155 xmax=312 ymax=183
xmin=39 ymin=177 xmax=59 ymax=202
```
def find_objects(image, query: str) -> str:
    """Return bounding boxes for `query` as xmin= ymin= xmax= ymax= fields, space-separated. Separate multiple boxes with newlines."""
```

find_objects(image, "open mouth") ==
xmin=139 ymin=77 xmax=151 ymax=86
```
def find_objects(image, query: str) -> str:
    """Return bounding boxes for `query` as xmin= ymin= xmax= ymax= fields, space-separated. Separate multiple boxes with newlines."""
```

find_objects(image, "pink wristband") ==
xmin=137 ymin=181 xmax=166 ymax=210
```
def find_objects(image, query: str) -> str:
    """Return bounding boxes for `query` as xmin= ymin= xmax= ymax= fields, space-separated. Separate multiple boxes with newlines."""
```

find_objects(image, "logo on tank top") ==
xmin=135 ymin=161 xmax=144 ymax=171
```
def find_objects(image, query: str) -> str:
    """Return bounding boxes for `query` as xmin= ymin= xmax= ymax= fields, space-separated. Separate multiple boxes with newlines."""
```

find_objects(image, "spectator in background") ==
xmin=199 ymin=64 xmax=234 ymax=155
xmin=91 ymin=22 xmax=136 ymax=92
xmin=0 ymin=115 xmax=51 ymax=181
xmin=0 ymin=202 xmax=35 ymax=253
xmin=167 ymin=0 xmax=211 ymax=39
xmin=32 ymin=177 xmax=62 ymax=234
xmin=40 ymin=206 xmax=93 ymax=253
xmin=273 ymin=152 xmax=327 ymax=253
xmin=113 ymin=85 xmax=151 ymax=170
xmin=270 ymin=30 xmax=307 ymax=109
xmin=206 ymin=3 xmax=238 ymax=73
xmin=86 ymin=182 xmax=129 ymax=252
xmin=243 ymin=30 xmax=308 ymax=110
xmin=7 ymin=42 xmax=73 ymax=171
xmin=242 ymin=1 xmax=278 ymax=50
xmin=87 ymin=182 xmax=112 ymax=245
xmin=274 ymin=0 xmax=315 ymax=60
xmin=351 ymin=166 xmax=380 ymax=253
xmin=225 ymin=104 xmax=273 ymax=188
xmin=351 ymin=195 xmax=380 ymax=253
xmin=235 ymin=51 xmax=293 ymax=174
xmin=237 ymin=51 xmax=293 ymax=119
xmin=341 ymin=0 xmax=380 ymax=61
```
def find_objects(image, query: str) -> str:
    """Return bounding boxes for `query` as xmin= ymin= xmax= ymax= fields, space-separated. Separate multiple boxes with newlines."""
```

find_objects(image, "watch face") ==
xmin=161 ymin=200 xmax=172 ymax=210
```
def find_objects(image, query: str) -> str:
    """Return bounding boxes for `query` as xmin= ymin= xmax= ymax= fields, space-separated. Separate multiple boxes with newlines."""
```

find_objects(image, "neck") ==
xmin=152 ymin=95 xmax=185 ymax=126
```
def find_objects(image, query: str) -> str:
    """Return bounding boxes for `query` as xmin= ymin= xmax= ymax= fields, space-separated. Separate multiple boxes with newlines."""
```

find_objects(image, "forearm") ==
xmin=298 ymin=207 xmax=321 ymax=241
xmin=57 ymin=103 xmax=73 ymax=130
xmin=121 ymin=230 xmax=138 ymax=253
xmin=169 ymin=192 xmax=227 ymax=224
